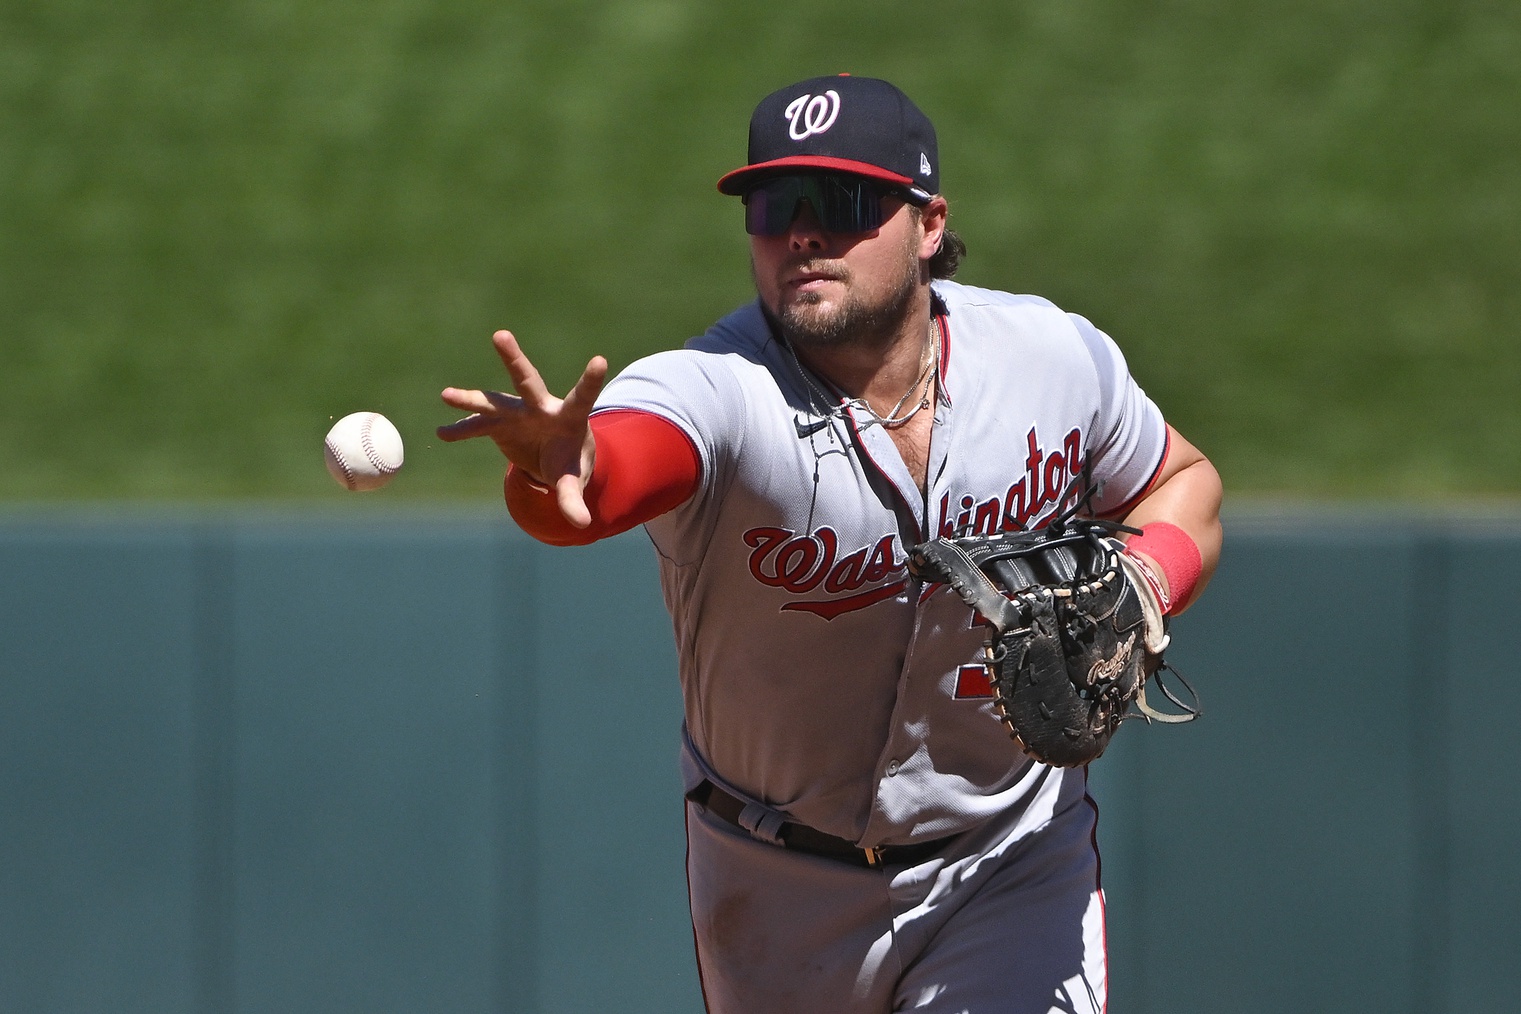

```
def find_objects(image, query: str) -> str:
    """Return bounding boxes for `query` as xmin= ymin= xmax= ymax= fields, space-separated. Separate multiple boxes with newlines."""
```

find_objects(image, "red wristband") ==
xmin=1124 ymin=522 xmax=1203 ymax=614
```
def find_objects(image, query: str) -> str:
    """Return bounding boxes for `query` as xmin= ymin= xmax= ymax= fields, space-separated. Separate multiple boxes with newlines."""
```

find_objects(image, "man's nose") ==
xmin=786 ymin=200 xmax=827 ymax=251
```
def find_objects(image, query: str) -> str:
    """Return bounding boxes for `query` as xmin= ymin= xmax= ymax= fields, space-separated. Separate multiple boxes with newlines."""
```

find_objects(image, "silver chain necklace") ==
xmin=784 ymin=340 xmax=847 ymax=434
xmin=783 ymin=317 xmax=941 ymax=432
xmin=850 ymin=317 xmax=940 ymax=429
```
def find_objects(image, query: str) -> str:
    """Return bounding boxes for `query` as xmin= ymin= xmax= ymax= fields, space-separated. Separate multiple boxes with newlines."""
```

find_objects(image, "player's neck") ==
xmin=793 ymin=300 xmax=936 ymax=406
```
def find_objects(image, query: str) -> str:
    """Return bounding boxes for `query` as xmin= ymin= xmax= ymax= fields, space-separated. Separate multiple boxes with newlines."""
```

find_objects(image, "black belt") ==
xmin=690 ymin=780 xmax=958 ymax=869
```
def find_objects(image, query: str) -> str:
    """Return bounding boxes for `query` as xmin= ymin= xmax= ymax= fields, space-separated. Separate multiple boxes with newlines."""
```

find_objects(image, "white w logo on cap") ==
xmin=784 ymin=91 xmax=841 ymax=141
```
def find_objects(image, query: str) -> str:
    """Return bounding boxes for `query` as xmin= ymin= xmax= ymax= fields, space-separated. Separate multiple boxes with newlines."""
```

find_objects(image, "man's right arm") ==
xmin=505 ymin=409 xmax=700 ymax=546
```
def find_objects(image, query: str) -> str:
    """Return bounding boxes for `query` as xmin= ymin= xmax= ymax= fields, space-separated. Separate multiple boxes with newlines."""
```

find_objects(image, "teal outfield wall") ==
xmin=1 ymin=509 xmax=1518 ymax=1013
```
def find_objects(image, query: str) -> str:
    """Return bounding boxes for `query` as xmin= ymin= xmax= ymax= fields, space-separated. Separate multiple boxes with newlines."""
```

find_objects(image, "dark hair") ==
xmin=909 ymin=204 xmax=966 ymax=279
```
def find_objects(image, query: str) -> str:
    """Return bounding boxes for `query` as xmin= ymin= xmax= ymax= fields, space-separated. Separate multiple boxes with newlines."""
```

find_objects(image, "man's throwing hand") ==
xmin=437 ymin=330 xmax=608 ymax=528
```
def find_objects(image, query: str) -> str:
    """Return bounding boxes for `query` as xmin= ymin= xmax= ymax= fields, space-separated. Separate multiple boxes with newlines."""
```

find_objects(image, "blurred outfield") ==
xmin=2 ymin=0 xmax=1518 ymax=501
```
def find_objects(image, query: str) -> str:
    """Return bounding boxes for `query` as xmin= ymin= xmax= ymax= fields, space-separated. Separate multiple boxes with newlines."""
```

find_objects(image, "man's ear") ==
xmin=918 ymin=196 xmax=949 ymax=261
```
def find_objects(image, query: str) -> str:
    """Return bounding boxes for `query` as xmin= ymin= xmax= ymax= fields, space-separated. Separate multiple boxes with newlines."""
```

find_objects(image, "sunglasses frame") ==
xmin=742 ymin=174 xmax=921 ymax=237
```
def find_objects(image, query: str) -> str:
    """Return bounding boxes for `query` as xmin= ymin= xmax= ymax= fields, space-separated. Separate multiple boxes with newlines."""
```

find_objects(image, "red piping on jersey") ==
xmin=1101 ymin=427 xmax=1172 ymax=521
xmin=505 ymin=408 xmax=700 ymax=546
xmin=844 ymin=409 xmax=926 ymax=545
xmin=934 ymin=309 xmax=952 ymax=407
xmin=818 ymin=309 xmax=952 ymax=546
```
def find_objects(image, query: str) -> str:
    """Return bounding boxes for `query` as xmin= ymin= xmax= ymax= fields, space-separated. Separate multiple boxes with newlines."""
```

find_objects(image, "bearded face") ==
xmin=751 ymin=200 xmax=927 ymax=353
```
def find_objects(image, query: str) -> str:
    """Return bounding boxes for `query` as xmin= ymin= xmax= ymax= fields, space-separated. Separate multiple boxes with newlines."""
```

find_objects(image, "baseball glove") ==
xmin=907 ymin=512 xmax=1197 ymax=768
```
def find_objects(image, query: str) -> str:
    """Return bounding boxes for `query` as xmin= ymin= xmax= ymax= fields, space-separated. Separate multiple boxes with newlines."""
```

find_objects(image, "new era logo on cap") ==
xmin=717 ymin=75 xmax=940 ymax=199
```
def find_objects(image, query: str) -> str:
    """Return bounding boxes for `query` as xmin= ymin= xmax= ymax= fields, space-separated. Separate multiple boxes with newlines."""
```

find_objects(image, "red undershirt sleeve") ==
xmin=504 ymin=408 xmax=701 ymax=547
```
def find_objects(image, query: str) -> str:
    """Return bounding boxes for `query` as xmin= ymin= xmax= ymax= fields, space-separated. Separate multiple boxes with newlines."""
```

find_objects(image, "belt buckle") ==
xmin=862 ymin=846 xmax=883 ymax=867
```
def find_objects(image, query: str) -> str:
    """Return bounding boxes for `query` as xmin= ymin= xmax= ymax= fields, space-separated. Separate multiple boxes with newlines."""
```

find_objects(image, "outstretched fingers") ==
xmin=561 ymin=355 xmax=610 ymax=421
xmin=438 ymin=330 xmax=610 ymax=532
xmin=543 ymin=359 xmax=606 ymax=530
xmin=435 ymin=331 xmax=556 ymax=442
xmin=492 ymin=329 xmax=559 ymax=407
xmin=435 ymin=387 xmax=520 ymax=442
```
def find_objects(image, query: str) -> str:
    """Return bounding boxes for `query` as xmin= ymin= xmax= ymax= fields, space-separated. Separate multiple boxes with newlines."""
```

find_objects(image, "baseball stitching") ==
xmin=325 ymin=437 xmax=356 ymax=488
xmin=359 ymin=415 xmax=398 ymax=476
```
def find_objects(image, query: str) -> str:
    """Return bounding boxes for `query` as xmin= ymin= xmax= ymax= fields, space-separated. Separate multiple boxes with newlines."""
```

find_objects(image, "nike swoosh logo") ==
xmin=795 ymin=415 xmax=830 ymax=438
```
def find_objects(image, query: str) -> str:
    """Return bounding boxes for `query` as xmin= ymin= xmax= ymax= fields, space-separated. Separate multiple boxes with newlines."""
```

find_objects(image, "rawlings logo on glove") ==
xmin=907 ymin=479 xmax=1198 ymax=768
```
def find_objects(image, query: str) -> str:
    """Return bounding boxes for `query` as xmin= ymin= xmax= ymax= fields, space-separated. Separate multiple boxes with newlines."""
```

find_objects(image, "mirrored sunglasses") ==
xmin=742 ymin=175 xmax=910 ymax=236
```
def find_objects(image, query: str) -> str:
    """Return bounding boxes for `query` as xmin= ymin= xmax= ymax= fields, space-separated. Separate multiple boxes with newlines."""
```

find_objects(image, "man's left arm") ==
xmin=1118 ymin=425 xmax=1223 ymax=614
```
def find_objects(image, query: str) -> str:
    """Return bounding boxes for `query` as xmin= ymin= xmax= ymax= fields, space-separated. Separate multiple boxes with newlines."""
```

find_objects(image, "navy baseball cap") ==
xmin=717 ymin=75 xmax=939 ymax=201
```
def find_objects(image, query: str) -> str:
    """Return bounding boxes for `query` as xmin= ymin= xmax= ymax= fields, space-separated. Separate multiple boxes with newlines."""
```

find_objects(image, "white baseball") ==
xmin=324 ymin=411 xmax=404 ymax=491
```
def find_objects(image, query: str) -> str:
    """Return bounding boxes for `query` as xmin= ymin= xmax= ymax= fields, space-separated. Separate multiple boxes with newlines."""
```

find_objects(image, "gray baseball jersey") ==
xmin=597 ymin=278 xmax=1168 ymax=848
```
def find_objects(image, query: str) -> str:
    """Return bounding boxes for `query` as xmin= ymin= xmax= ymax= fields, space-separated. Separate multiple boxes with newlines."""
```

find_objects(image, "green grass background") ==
xmin=3 ymin=0 xmax=1517 ymax=502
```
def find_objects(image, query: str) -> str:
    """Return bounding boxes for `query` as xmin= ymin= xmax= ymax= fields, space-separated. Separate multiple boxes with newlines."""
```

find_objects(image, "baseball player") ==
xmin=440 ymin=75 xmax=1223 ymax=1014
